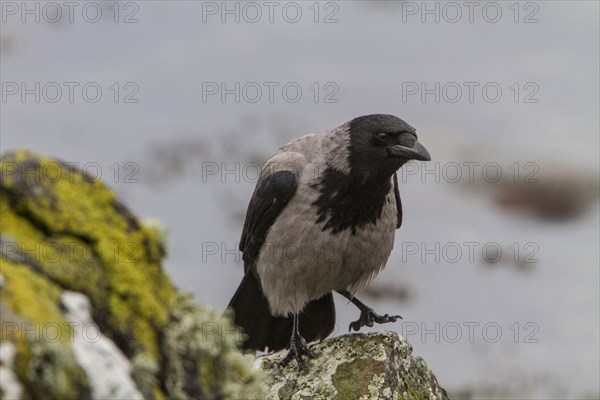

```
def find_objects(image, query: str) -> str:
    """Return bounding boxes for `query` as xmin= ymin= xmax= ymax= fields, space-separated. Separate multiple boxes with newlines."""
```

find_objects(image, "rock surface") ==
xmin=257 ymin=331 xmax=449 ymax=400
xmin=0 ymin=150 xmax=264 ymax=399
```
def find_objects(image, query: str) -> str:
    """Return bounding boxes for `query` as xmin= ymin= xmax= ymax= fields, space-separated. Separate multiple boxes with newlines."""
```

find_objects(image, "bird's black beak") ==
xmin=388 ymin=142 xmax=431 ymax=161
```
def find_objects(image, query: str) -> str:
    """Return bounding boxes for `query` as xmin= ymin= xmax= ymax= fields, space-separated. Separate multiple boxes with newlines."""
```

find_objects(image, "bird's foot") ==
xmin=349 ymin=307 xmax=402 ymax=332
xmin=280 ymin=332 xmax=316 ymax=370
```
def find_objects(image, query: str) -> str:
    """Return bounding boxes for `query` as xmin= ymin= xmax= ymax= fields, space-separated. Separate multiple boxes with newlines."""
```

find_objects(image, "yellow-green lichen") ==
xmin=332 ymin=358 xmax=386 ymax=400
xmin=1 ymin=151 xmax=175 ymax=361
xmin=259 ymin=332 xmax=448 ymax=400
xmin=400 ymin=375 xmax=429 ymax=400
xmin=1 ymin=260 xmax=64 ymax=335
xmin=1 ymin=150 xmax=266 ymax=399
xmin=162 ymin=294 xmax=266 ymax=400
xmin=0 ymin=260 xmax=91 ymax=399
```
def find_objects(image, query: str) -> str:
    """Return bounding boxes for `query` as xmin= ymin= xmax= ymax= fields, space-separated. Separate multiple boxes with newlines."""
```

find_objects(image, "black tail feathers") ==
xmin=227 ymin=272 xmax=335 ymax=352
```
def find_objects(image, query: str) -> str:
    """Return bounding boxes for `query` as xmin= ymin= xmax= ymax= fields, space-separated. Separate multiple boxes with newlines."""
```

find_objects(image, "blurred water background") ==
xmin=1 ymin=1 xmax=599 ymax=398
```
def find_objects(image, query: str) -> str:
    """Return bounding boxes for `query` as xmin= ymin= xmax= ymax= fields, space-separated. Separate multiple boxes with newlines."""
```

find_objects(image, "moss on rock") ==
xmin=161 ymin=295 xmax=264 ymax=399
xmin=332 ymin=358 xmax=386 ymax=399
xmin=0 ymin=150 xmax=264 ymax=399
xmin=257 ymin=332 xmax=448 ymax=400
xmin=0 ymin=260 xmax=92 ymax=399
xmin=1 ymin=150 xmax=174 ymax=361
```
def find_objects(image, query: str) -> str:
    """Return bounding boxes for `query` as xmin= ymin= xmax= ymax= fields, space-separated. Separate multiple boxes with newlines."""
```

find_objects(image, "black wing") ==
xmin=239 ymin=170 xmax=298 ymax=270
xmin=231 ymin=169 xmax=335 ymax=351
xmin=393 ymin=172 xmax=402 ymax=229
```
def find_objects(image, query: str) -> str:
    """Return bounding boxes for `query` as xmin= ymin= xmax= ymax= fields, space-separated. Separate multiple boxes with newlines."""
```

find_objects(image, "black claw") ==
xmin=349 ymin=307 xmax=402 ymax=332
xmin=280 ymin=334 xmax=315 ymax=369
xmin=280 ymin=314 xmax=316 ymax=370
xmin=337 ymin=290 xmax=403 ymax=333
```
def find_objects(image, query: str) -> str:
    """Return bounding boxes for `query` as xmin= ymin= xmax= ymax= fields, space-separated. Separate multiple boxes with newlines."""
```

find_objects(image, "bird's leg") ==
xmin=280 ymin=313 xmax=316 ymax=369
xmin=337 ymin=289 xmax=402 ymax=332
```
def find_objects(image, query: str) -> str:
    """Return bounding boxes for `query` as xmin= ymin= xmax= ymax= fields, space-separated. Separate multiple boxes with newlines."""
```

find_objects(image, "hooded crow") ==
xmin=228 ymin=114 xmax=431 ymax=367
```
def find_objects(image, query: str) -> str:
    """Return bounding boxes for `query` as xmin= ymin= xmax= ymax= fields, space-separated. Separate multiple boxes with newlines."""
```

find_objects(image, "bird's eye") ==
xmin=376 ymin=133 xmax=390 ymax=142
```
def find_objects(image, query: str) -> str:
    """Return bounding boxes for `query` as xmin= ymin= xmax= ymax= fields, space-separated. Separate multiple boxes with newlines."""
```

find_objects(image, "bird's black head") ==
xmin=346 ymin=114 xmax=431 ymax=183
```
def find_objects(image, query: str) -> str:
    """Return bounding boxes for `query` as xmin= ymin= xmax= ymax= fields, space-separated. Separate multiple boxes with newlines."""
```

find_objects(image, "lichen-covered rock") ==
xmin=257 ymin=331 xmax=448 ymax=400
xmin=0 ymin=150 xmax=265 ymax=399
